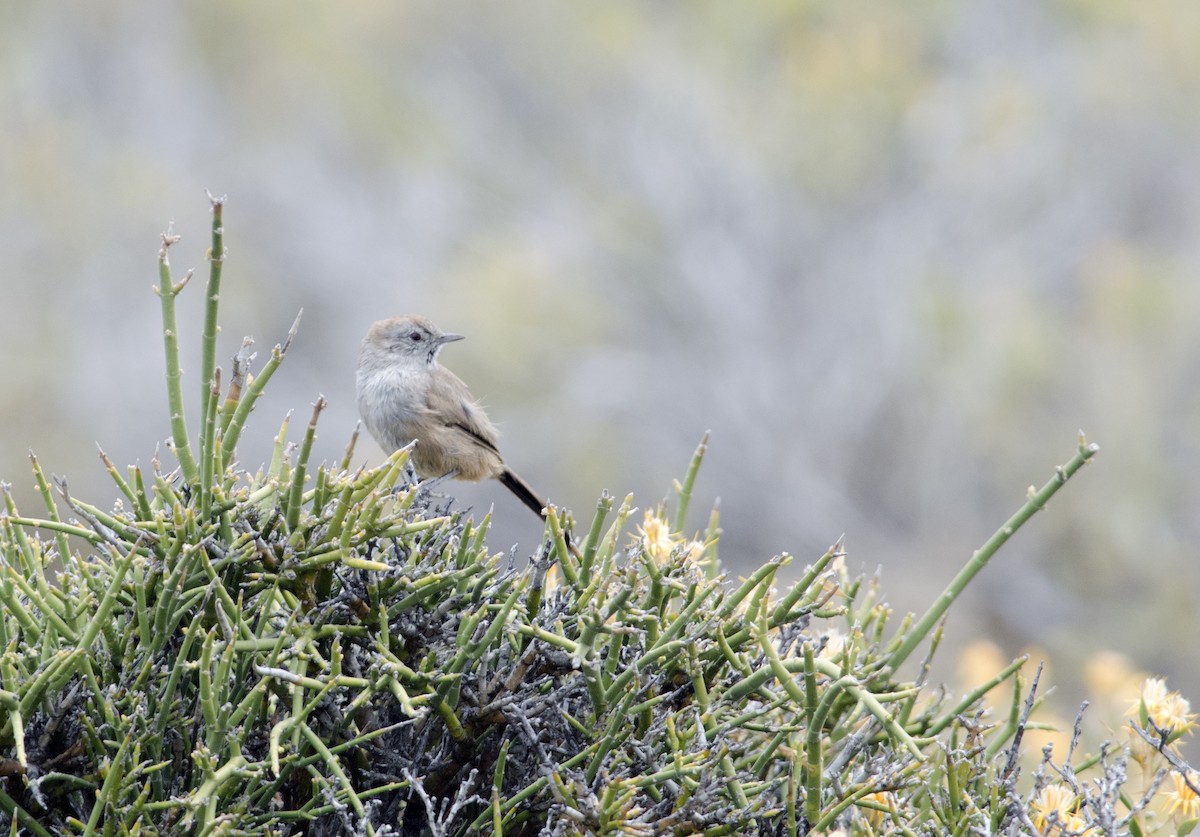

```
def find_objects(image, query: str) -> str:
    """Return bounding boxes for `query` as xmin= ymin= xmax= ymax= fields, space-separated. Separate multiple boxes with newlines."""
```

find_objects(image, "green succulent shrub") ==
xmin=2 ymin=198 xmax=1190 ymax=837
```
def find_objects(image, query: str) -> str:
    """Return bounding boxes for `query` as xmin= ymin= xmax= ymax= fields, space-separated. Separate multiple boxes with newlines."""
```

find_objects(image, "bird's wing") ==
xmin=428 ymin=369 xmax=503 ymax=457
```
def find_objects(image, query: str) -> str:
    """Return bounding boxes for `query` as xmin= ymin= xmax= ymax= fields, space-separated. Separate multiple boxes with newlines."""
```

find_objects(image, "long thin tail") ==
xmin=498 ymin=468 xmax=582 ymax=559
xmin=498 ymin=468 xmax=549 ymax=520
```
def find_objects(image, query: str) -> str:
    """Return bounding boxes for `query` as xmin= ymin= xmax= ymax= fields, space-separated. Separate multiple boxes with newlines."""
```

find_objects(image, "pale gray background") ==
xmin=4 ymin=2 xmax=1200 ymax=709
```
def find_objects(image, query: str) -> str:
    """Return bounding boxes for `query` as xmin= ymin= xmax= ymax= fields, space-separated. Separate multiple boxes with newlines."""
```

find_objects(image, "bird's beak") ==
xmin=438 ymin=332 xmax=466 ymax=344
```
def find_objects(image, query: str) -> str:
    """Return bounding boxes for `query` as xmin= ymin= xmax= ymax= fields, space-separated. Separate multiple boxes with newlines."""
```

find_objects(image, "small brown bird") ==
xmin=355 ymin=315 xmax=551 ymax=520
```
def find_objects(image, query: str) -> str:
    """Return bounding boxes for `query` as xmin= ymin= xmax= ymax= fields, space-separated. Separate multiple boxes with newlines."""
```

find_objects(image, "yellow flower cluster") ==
xmin=635 ymin=511 xmax=706 ymax=566
xmin=1133 ymin=677 xmax=1196 ymax=738
xmin=859 ymin=791 xmax=896 ymax=827
xmin=1030 ymin=785 xmax=1092 ymax=836
xmin=1164 ymin=771 xmax=1200 ymax=821
xmin=1124 ymin=676 xmax=1200 ymax=830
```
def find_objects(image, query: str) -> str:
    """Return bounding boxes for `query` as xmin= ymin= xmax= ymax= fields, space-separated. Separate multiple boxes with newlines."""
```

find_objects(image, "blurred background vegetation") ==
xmin=3 ymin=1 xmax=1199 ymax=715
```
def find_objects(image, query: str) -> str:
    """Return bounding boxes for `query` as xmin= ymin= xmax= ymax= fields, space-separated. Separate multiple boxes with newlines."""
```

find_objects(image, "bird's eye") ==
xmin=409 ymin=332 xmax=423 ymax=342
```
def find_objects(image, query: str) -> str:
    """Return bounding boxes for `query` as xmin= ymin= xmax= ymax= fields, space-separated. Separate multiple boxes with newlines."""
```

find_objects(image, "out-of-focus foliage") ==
xmin=3 ymin=2 xmax=1200 ymax=707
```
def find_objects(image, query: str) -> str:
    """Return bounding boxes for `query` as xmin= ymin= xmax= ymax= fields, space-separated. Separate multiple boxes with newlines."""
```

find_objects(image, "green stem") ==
xmin=199 ymin=194 xmax=226 ymax=441
xmin=770 ymin=537 xmax=843 ymax=625
xmin=546 ymin=505 xmax=577 ymax=584
xmin=156 ymin=230 xmax=199 ymax=482
xmin=81 ymin=732 xmax=132 ymax=837
xmin=220 ymin=310 xmax=302 ymax=470
xmin=925 ymin=655 xmax=1028 ymax=735
xmin=286 ymin=397 xmax=326 ymax=533
xmin=580 ymin=490 xmax=613 ymax=577
xmin=29 ymin=453 xmax=72 ymax=564
xmin=200 ymin=372 xmax=220 ymax=519
xmin=889 ymin=436 xmax=1098 ymax=672
xmin=674 ymin=431 xmax=709 ymax=531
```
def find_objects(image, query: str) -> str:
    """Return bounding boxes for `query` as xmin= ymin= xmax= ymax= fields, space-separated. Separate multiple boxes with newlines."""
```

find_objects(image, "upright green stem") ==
xmin=156 ymin=231 xmax=199 ymax=482
xmin=199 ymin=194 xmax=226 ymax=444
xmin=220 ymin=311 xmax=301 ymax=471
xmin=580 ymin=490 xmax=613 ymax=577
xmin=200 ymin=372 xmax=221 ymax=519
xmin=674 ymin=431 xmax=709 ymax=532
xmin=889 ymin=437 xmax=1099 ymax=672
xmin=286 ymin=397 xmax=326 ymax=533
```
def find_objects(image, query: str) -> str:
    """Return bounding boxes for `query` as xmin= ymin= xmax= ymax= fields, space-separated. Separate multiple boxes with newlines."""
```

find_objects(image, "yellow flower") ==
xmin=637 ymin=511 xmax=676 ymax=564
xmin=1131 ymin=677 xmax=1196 ymax=739
xmin=1030 ymin=785 xmax=1089 ymax=835
xmin=1060 ymin=813 xmax=1092 ymax=835
xmin=681 ymin=540 xmax=707 ymax=563
xmin=1165 ymin=771 xmax=1200 ymax=821
xmin=859 ymin=791 xmax=895 ymax=827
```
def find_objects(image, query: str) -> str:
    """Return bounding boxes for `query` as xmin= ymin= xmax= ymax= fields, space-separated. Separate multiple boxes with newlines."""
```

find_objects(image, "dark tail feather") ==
xmin=498 ymin=469 xmax=582 ymax=560
xmin=498 ymin=469 xmax=549 ymax=520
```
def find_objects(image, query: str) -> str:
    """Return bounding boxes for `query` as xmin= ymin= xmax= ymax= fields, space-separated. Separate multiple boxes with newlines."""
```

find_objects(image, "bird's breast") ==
xmin=356 ymin=365 xmax=426 ymax=452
